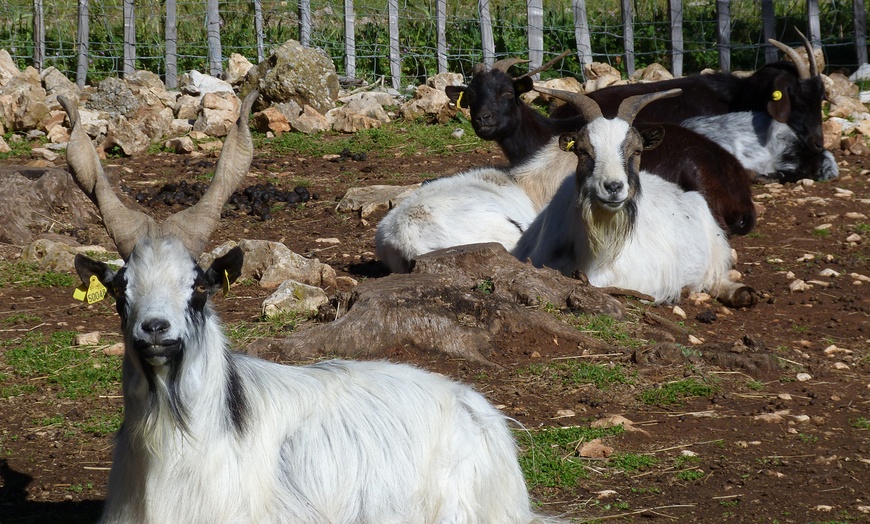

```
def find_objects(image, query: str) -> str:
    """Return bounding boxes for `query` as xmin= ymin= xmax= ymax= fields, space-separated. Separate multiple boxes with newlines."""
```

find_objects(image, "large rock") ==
xmin=20 ymin=238 xmax=108 ymax=273
xmin=203 ymin=240 xmax=337 ymax=291
xmin=336 ymin=184 xmax=420 ymax=218
xmin=0 ymin=49 xmax=19 ymax=86
xmin=262 ymin=280 xmax=330 ymax=317
xmin=290 ymin=104 xmax=331 ymax=134
xmin=182 ymin=70 xmax=234 ymax=96
xmin=0 ymin=67 xmax=50 ymax=131
xmin=225 ymin=53 xmax=255 ymax=85
xmin=399 ymin=85 xmax=450 ymax=121
xmin=87 ymin=77 xmax=140 ymax=117
xmin=243 ymin=40 xmax=340 ymax=114
xmin=41 ymin=67 xmax=79 ymax=105
xmin=0 ymin=167 xmax=100 ymax=245
xmin=193 ymin=92 xmax=241 ymax=137
xmin=246 ymin=243 xmax=623 ymax=362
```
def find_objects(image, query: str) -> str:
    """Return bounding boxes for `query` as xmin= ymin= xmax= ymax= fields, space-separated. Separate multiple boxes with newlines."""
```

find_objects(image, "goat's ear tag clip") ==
xmin=772 ymin=90 xmax=783 ymax=101
xmin=73 ymin=275 xmax=107 ymax=304
xmin=222 ymin=269 xmax=231 ymax=296
xmin=566 ymin=140 xmax=576 ymax=151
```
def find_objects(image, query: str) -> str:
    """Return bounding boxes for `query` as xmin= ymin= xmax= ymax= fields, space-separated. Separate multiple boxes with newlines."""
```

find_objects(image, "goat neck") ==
xmin=60 ymin=91 xmax=258 ymax=259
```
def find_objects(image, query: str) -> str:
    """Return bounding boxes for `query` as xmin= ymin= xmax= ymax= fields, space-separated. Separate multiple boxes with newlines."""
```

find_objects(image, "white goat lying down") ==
xmin=375 ymin=142 xmax=577 ymax=273
xmin=512 ymin=87 xmax=757 ymax=308
xmin=60 ymin=94 xmax=556 ymax=524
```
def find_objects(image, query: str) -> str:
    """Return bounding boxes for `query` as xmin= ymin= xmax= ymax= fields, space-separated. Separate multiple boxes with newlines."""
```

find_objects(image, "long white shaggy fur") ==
xmin=375 ymin=141 xmax=577 ymax=273
xmin=97 ymin=237 xmax=553 ymax=524
xmin=512 ymin=118 xmax=751 ymax=306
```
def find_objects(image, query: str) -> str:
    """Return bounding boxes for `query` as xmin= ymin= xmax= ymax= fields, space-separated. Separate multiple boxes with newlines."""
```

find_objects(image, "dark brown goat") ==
xmin=445 ymin=62 xmax=756 ymax=235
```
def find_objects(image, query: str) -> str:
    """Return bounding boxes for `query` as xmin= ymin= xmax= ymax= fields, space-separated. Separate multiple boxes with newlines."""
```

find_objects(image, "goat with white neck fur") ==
xmin=61 ymin=93 xmax=557 ymax=524
xmin=512 ymin=88 xmax=757 ymax=308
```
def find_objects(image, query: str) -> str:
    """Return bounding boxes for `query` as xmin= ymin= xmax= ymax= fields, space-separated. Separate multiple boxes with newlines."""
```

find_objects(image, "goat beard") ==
xmin=580 ymin=195 xmax=637 ymax=268
xmin=131 ymin=355 xmax=192 ymax=457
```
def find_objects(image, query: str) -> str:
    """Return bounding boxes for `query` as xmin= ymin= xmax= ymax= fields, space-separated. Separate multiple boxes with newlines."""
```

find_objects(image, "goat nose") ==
xmin=604 ymin=181 xmax=623 ymax=195
xmin=142 ymin=318 xmax=170 ymax=334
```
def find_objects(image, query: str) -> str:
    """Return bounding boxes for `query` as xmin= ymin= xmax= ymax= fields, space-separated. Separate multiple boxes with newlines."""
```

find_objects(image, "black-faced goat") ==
xmin=512 ymin=88 xmax=757 ymax=308
xmin=61 ymin=93 xmax=556 ymax=523
xmin=445 ymin=59 xmax=756 ymax=236
xmin=552 ymin=35 xmax=836 ymax=182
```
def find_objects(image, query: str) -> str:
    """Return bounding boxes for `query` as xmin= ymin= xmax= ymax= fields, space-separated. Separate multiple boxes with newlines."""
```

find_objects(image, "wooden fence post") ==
xmin=528 ymin=0 xmax=543 ymax=78
xmin=761 ymin=0 xmax=777 ymax=63
xmin=437 ymin=0 xmax=447 ymax=73
xmin=123 ymin=0 xmax=135 ymax=76
xmin=572 ymin=0 xmax=592 ymax=77
xmin=479 ymin=0 xmax=494 ymax=68
xmin=76 ymin=0 xmax=88 ymax=87
xmin=165 ymin=0 xmax=177 ymax=88
xmin=388 ymin=0 xmax=400 ymax=89
xmin=716 ymin=0 xmax=730 ymax=72
xmin=807 ymin=0 xmax=821 ymax=47
xmin=33 ymin=0 xmax=44 ymax=71
xmin=206 ymin=0 xmax=221 ymax=76
xmin=254 ymin=0 xmax=265 ymax=63
xmin=855 ymin=0 xmax=868 ymax=65
xmin=620 ymin=0 xmax=635 ymax=76
xmin=669 ymin=0 xmax=683 ymax=77
xmin=345 ymin=0 xmax=356 ymax=78
xmin=299 ymin=0 xmax=311 ymax=47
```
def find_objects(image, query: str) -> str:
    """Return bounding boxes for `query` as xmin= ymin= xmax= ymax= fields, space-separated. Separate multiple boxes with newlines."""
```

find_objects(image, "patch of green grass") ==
xmin=225 ymin=311 xmax=309 ymax=348
xmin=1 ymin=331 xmax=121 ymax=399
xmin=0 ymin=133 xmax=32 ymax=159
xmin=517 ymin=424 xmax=625 ymax=488
xmin=639 ymin=378 xmax=716 ymax=406
xmin=850 ymin=417 xmax=870 ymax=430
xmin=520 ymin=360 xmax=634 ymax=390
xmin=676 ymin=469 xmax=705 ymax=481
xmin=0 ymin=261 xmax=77 ymax=288
xmin=35 ymin=414 xmax=65 ymax=427
xmin=2 ymin=313 xmax=43 ymax=325
xmin=565 ymin=313 xmax=642 ymax=348
xmin=812 ymin=228 xmax=832 ymax=237
xmin=853 ymin=222 xmax=870 ymax=234
xmin=474 ymin=277 xmax=494 ymax=295
xmin=790 ymin=323 xmax=810 ymax=334
xmin=608 ymin=452 xmax=658 ymax=472
xmin=745 ymin=379 xmax=764 ymax=391
xmin=76 ymin=407 xmax=124 ymax=436
xmin=263 ymin=119 xmax=481 ymax=160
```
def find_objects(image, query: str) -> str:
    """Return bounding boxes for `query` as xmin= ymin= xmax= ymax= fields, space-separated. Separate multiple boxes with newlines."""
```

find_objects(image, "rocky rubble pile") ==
xmin=0 ymin=40 xmax=464 ymax=159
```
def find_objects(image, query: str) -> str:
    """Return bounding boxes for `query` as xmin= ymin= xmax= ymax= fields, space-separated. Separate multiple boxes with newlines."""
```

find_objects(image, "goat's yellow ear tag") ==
xmin=566 ymin=140 xmax=576 ymax=151
xmin=73 ymin=276 xmax=107 ymax=304
xmin=456 ymin=91 xmax=464 ymax=107
xmin=772 ymin=90 xmax=783 ymax=101
xmin=221 ymin=269 xmax=231 ymax=296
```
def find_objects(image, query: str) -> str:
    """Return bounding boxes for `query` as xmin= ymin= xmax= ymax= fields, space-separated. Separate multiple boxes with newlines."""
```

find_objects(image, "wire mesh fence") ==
xmin=0 ymin=0 xmax=866 ymax=87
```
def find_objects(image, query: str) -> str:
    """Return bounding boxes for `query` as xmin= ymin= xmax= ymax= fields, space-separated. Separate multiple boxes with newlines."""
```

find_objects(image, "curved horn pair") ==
xmin=60 ymin=90 xmax=258 ymax=259
xmin=534 ymin=86 xmax=682 ymax=124
xmin=769 ymin=29 xmax=819 ymax=80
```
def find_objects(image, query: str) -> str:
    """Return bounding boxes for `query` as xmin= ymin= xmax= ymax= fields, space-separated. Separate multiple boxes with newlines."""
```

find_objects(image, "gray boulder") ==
xmin=243 ymin=40 xmax=340 ymax=114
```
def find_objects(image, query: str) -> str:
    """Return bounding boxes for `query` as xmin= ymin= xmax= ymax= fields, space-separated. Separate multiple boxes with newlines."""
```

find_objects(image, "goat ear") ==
xmin=74 ymin=254 xmax=118 ymax=295
xmin=514 ymin=77 xmax=534 ymax=95
xmin=445 ymin=86 xmax=469 ymax=108
xmin=205 ymin=246 xmax=245 ymax=291
xmin=558 ymin=133 xmax=579 ymax=152
xmin=640 ymin=126 xmax=666 ymax=150
xmin=767 ymin=75 xmax=792 ymax=123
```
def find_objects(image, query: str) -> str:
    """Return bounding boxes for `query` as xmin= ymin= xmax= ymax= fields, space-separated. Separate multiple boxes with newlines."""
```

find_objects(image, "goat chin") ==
xmin=513 ymin=172 xmax=753 ymax=307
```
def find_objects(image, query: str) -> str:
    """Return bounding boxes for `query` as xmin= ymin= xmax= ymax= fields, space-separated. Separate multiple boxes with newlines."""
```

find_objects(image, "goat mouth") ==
xmin=133 ymin=340 xmax=182 ymax=366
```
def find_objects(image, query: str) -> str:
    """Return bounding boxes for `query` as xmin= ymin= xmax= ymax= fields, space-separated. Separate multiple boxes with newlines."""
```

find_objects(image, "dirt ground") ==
xmin=0 ymin=134 xmax=869 ymax=523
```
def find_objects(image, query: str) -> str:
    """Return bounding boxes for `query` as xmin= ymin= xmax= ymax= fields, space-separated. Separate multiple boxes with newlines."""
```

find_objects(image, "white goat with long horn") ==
xmin=512 ymin=87 xmax=757 ymax=308
xmin=62 ymin=92 xmax=556 ymax=524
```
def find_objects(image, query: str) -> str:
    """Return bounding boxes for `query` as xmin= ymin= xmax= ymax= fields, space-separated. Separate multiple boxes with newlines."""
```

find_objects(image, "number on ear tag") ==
xmin=73 ymin=275 xmax=108 ymax=304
